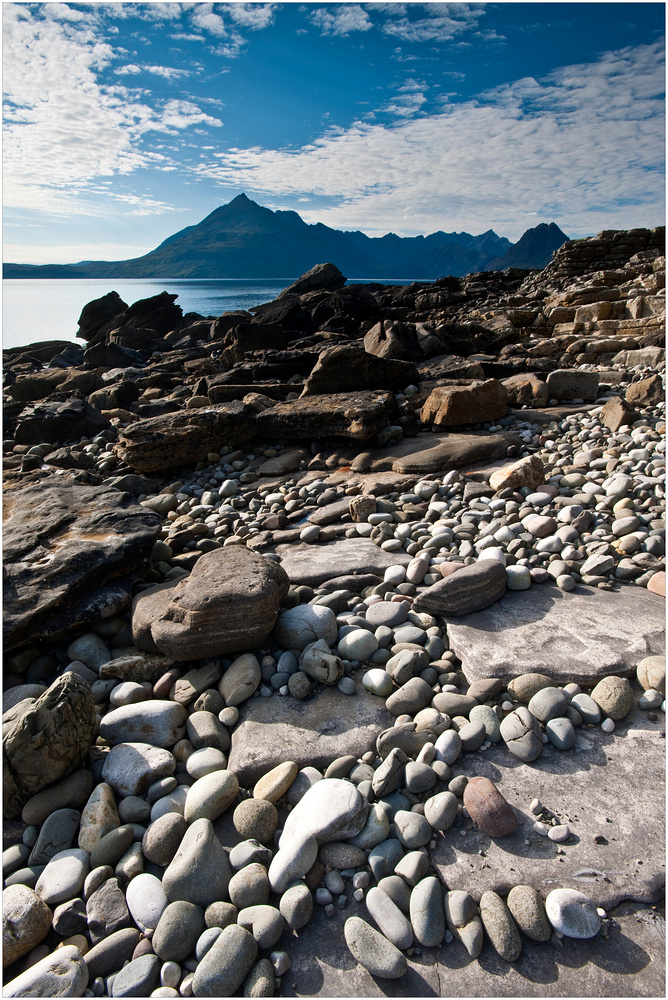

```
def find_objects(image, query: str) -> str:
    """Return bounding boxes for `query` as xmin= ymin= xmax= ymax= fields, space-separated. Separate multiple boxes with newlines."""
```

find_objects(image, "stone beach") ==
xmin=2 ymin=229 xmax=666 ymax=997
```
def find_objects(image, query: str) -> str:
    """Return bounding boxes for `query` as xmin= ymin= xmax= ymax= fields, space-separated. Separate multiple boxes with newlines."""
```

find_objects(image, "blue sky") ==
xmin=3 ymin=1 xmax=665 ymax=264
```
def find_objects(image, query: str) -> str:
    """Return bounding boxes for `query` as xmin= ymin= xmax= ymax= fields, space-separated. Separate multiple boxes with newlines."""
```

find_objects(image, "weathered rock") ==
xmin=462 ymin=776 xmax=518 ymax=837
xmin=101 ymin=742 xmax=176 ymax=797
xmin=14 ymin=397 xmax=110 ymax=445
xmin=546 ymin=369 xmax=599 ymax=401
xmin=273 ymin=604 xmax=338 ymax=652
xmin=255 ymin=390 xmax=395 ymax=441
xmin=77 ymin=290 xmax=128 ymax=342
xmin=280 ymin=778 xmax=368 ymax=846
xmin=3 ymin=944 xmax=88 ymax=998
xmin=192 ymin=923 xmax=258 ymax=997
xmin=132 ymin=547 xmax=289 ymax=659
xmin=625 ymin=373 xmax=664 ymax=405
xmin=364 ymin=319 xmax=422 ymax=362
xmin=506 ymin=885 xmax=552 ymax=942
xmin=599 ymin=396 xmax=638 ymax=433
xmin=413 ymin=560 xmax=506 ymax=618
xmin=99 ymin=701 xmax=187 ymax=748
xmin=489 ymin=454 xmax=545 ymax=492
xmin=115 ymin=402 xmax=256 ymax=473
xmin=343 ymin=916 xmax=407 ymax=979
xmin=448 ymin=585 xmax=665 ymax=685
xmin=3 ymin=477 xmax=160 ymax=651
xmin=479 ymin=890 xmax=522 ymax=961
xmin=2 ymin=885 xmax=53 ymax=969
xmin=420 ymin=380 xmax=508 ymax=427
xmin=499 ymin=706 xmax=543 ymax=762
xmin=590 ymin=675 xmax=635 ymax=720
xmin=502 ymin=373 xmax=549 ymax=408
xmin=301 ymin=345 xmax=419 ymax=396
xmin=3 ymin=673 xmax=96 ymax=819
xmin=273 ymin=538 xmax=410 ymax=588
xmin=21 ymin=770 xmax=93 ymax=827
xmin=277 ymin=262 xmax=346 ymax=298
xmin=162 ymin=818 xmax=232 ymax=908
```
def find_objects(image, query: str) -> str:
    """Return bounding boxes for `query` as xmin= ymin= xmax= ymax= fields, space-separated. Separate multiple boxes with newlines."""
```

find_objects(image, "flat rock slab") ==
xmin=446 ymin=583 xmax=665 ymax=685
xmin=278 ymin=898 xmax=664 ymax=997
xmin=353 ymin=432 xmax=519 ymax=475
xmin=227 ymin=686 xmax=394 ymax=785
xmin=272 ymin=539 xmax=411 ymax=588
xmin=430 ymin=700 xmax=665 ymax=911
xmin=3 ymin=476 xmax=161 ymax=651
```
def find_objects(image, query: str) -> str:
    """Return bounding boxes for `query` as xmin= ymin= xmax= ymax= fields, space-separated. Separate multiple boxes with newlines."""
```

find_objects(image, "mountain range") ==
xmin=3 ymin=194 xmax=569 ymax=280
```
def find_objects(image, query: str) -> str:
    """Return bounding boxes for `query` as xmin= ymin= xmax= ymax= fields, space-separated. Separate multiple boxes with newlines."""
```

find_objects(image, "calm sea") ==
xmin=1 ymin=277 xmax=418 ymax=351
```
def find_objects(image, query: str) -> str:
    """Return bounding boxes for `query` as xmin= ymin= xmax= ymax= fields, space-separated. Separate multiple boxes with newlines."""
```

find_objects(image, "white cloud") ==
xmin=193 ymin=41 xmax=665 ymax=239
xmin=114 ymin=63 xmax=142 ymax=75
xmin=143 ymin=64 xmax=191 ymax=79
xmin=192 ymin=3 xmax=227 ymax=37
xmin=379 ymin=3 xmax=487 ymax=43
xmin=2 ymin=4 xmax=222 ymax=216
xmin=309 ymin=5 xmax=372 ymax=37
xmin=40 ymin=3 xmax=86 ymax=22
xmin=222 ymin=3 xmax=276 ymax=30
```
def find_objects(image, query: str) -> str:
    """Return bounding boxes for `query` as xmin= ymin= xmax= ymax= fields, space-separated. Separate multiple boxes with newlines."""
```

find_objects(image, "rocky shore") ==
xmin=2 ymin=226 xmax=665 ymax=997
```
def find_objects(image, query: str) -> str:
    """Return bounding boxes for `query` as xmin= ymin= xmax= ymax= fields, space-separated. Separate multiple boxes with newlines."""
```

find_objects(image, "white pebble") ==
xmin=601 ymin=718 xmax=615 ymax=733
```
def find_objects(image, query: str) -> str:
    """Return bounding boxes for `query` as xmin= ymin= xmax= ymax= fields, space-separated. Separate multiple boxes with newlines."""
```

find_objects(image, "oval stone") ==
xmin=463 ymin=777 xmax=517 ymax=837
xmin=590 ymin=676 xmax=634 ymax=720
xmin=545 ymin=888 xmax=602 ymax=939
xmin=479 ymin=890 xmax=522 ymax=961
xmin=100 ymin=701 xmax=187 ymax=748
xmin=506 ymin=885 xmax=551 ymax=942
xmin=184 ymin=770 xmax=239 ymax=824
xmin=192 ymin=923 xmax=258 ymax=997
xmin=409 ymin=876 xmax=445 ymax=947
xmin=343 ymin=916 xmax=407 ymax=979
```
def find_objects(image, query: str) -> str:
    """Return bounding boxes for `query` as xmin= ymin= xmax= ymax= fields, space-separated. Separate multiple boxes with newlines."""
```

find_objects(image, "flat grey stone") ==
xmin=272 ymin=539 xmax=410 ymax=588
xmin=448 ymin=584 xmax=665 ymax=685
xmin=227 ymin=686 xmax=393 ymax=785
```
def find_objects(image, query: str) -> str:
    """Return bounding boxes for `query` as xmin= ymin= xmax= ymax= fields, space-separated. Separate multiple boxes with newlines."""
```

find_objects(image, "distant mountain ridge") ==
xmin=3 ymin=194 xmax=569 ymax=280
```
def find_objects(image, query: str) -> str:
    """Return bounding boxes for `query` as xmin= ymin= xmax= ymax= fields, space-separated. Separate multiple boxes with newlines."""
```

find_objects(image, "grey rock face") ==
xmin=3 ymin=477 xmax=160 ymax=651
xmin=3 ymin=673 xmax=96 ymax=819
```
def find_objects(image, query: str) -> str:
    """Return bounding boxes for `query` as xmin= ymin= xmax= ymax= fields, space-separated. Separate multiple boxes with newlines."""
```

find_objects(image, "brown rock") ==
xmin=3 ymin=673 xmax=97 ymax=819
xmin=132 ymin=547 xmax=289 ymax=660
xmin=301 ymin=345 xmax=419 ymax=397
xmin=114 ymin=402 xmax=256 ymax=473
xmin=625 ymin=374 xmax=664 ymax=406
xmin=489 ymin=454 xmax=545 ymax=492
xmin=599 ymin=396 xmax=638 ymax=433
xmin=647 ymin=571 xmax=665 ymax=597
xmin=255 ymin=390 xmax=395 ymax=441
xmin=462 ymin=776 xmax=518 ymax=837
xmin=501 ymin=373 xmax=549 ymax=408
xmin=420 ymin=380 xmax=508 ymax=427
xmin=2 ymin=885 xmax=53 ymax=969
xmin=413 ymin=560 xmax=506 ymax=618
xmin=590 ymin=675 xmax=635 ymax=720
xmin=364 ymin=320 xmax=422 ymax=361
xmin=545 ymin=369 xmax=599 ymax=401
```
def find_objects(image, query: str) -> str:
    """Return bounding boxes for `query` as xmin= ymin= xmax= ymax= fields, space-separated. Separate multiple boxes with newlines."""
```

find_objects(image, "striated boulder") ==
xmin=132 ymin=547 xmax=289 ymax=660
xmin=14 ymin=398 xmax=110 ymax=445
xmin=3 ymin=673 xmax=97 ymax=818
xmin=114 ymin=402 xmax=256 ymax=473
xmin=255 ymin=391 xmax=396 ymax=441
xmin=2 ymin=885 xmax=53 ymax=969
xmin=420 ymin=380 xmax=508 ymax=427
xmin=502 ymin=373 xmax=549 ymax=408
xmin=301 ymin=345 xmax=419 ymax=397
xmin=3 ymin=477 xmax=160 ymax=650
xmin=413 ymin=561 xmax=507 ymax=618
xmin=364 ymin=319 xmax=423 ymax=362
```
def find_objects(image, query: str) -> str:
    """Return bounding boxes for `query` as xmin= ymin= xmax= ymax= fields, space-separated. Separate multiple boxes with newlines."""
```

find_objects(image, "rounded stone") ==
xmin=393 ymin=809 xmax=432 ymax=848
xmin=365 ymin=601 xmax=409 ymax=629
xmin=458 ymin=719 xmax=486 ymax=752
xmin=590 ymin=676 xmax=634 ymax=720
xmin=279 ymin=777 xmax=368 ymax=846
xmin=205 ymin=901 xmax=238 ymax=929
xmin=507 ymin=673 xmax=554 ymax=703
xmin=78 ymin=783 xmax=120 ymax=853
xmin=479 ymin=890 xmax=522 ymax=961
xmin=287 ymin=671 xmax=312 ymax=699
xmin=403 ymin=761 xmax=436 ymax=794
xmin=279 ymin=883 xmax=313 ymax=931
xmin=386 ymin=677 xmax=433 ymax=716
xmin=186 ymin=748 xmax=228 ymax=780
xmin=423 ymin=791 xmax=458 ymax=831
xmin=153 ymin=900 xmax=205 ymax=962
xmin=125 ymin=873 xmax=168 ymax=935
xmin=462 ymin=777 xmax=517 ymax=837
xmin=362 ymin=668 xmax=394 ymax=697
xmin=505 ymin=565 xmax=531 ymax=591
xmin=337 ymin=629 xmax=379 ymax=662
xmin=506 ymin=885 xmax=552 ymax=941
xmin=546 ymin=717 xmax=576 ymax=750
xmin=545 ymin=888 xmax=602 ymax=939
xmin=191 ymin=924 xmax=258 ymax=997
xmin=228 ymin=864 xmax=271 ymax=909
xmin=185 ymin=711 xmax=230 ymax=754
xmin=365 ymin=886 xmax=413 ymax=950
xmin=409 ymin=876 xmax=445 ymax=947
xmin=218 ymin=653 xmax=261 ymax=707
xmin=570 ymin=693 xmax=601 ymax=725
xmin=243 ymin=957 xmax=275 ymax=997
xmin=343 ymin=916 xmax=407 ymax=979
xmin=162 ymin=818 xmax=232 ymax=908
xmin=528 ymin=687 xmax=568 ymax=723
xmin=142 ymin=813 xmax=188 ymax=867
xmin=100 ymin=701 xmax=187 ymax=749
xmin=2 ymin=884 xmax=53 ymax=968
xmin=286 ymin=766 xmax=323 ymax=806
xmin=500 ymin=706 xmax=543 ymax=762
xmin=2 ymin=944 xmax=88 ymax=998
xmin=268 ymin=836 xmax=318 ymax=895
xmin=273 ymin=604 xmax=338 ymax=651
xmin=433 ymin=729 xmax=462 ymax=765
xmin=184 ymin=770 xmax=239 ymax=824
xmin=469 ymin=704 xmax=501 ymax=743
xmin=237 ymin=904 xmax=284 ymax=949
xmin=233 ymin=799 xmax=278 ymax=843
xmin=89 ymin=824 xmax=134 ymax=870
xmin=34 ymin=849 xmax=89 ymax=906
xmin=637 ymin=655 xmax=665 ymax=694
xmin=253 ymin=761 xmax=299 ymax=803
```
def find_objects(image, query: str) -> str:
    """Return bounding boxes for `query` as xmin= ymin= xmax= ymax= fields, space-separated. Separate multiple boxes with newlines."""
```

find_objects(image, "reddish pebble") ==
xmin=647 ymin=712 xmax=657 ymax=722
xmin=647 ymin=572 xmax=665 ymax=597
xmin=463 ymin=776 xmax=518 ymax=838
xmin=153 ymin=669 xmax=182 ymax=699
xmin=440 ymin=562 xmax=465 ymax=579
xmin=390 ymin=594 xmax=412 ymax=604
xmin=132 ymin=937 xmax=155 ymax=961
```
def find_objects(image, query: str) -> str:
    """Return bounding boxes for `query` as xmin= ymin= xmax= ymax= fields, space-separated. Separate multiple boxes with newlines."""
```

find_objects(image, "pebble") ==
xmin=100 ymin=700 xmax=188 ymax=748
xmin=365 ymin=886 xmax=414 ymax=950
xmin=153 ymin=900 xmax=205 ymax=962
xmin=279 ymin=883 xmax=313 ymax=930
xmin=228 ymin=863 xmax=270 ymax=909
xmin=34 ymin=848 xmax=89 ymax=906
xmin=546 ymin=717 xmax=576 ymax=750
xmin=462 ymin=777 xmax=518 ymax=837
xmin=423 ymin=791 xmax=459 ymax=831
xmin=590 ymin=675 xmax=635 ymax=720
xmin=506 ymin=884 xmax=552 ymax=941
xmin=162 ymin=818 xmax=232 ymax=908
xmin=343 ymin=916 xmax=407 ymax=979
xmin=500 ymin=706 xmax=543 ymax=761
xmin=545 ymin=888 xmax=602 ymax=938
xmin=254 ymin=761 xmax=299 ymax=802
xmin=273 ymin=604 xmax=338 ymax=650
xmin=479 ymin=890 xmax=522 ymax=961
xmin=3 ymin=944 xmax=88 ymax=998
xmin=125 ymin=872 xmax=168 ymax=935
xmin=637 ymin=654 xmax=665 ymax=693
xmin=548 ymin=824 xmax=570 ymax=842
xmin=183 ymin=769 xmax=239 ymax=823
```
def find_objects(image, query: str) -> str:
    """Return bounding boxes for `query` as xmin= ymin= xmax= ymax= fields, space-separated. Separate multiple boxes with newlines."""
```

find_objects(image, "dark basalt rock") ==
xmin=3 ymin=476 xmax=161 ymax=650
xmin=301 ymin=345 xmax=419 ymax=397
xmin=77 ymin=290 xmax=128 ymax=342
xmin=3 ymin=672 xmax=97 ymax=818
xmin=276 ymin=262 xmax=346 ymax=298
xmin=14 ymin=398 xmax=111 ymax=445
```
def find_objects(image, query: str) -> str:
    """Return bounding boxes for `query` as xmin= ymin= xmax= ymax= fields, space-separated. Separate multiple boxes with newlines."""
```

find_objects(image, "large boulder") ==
xmin=420 ymin=380 xmax=508 ymax=427
xmin=114 ymin=402 xmax=256 ymax=473
xmin=14 ymin=398 xmax=110 ymax=445
xmin=132 ymin=547 xmax=289 ymax=660
xmin=3 ymin=673 xmax=97 ymax=818
xmin=301 ymin=345 xmax=419 ymax=397
xmin=3 ymin=477 xmax=160 ymax=651
xmin=254 ymin=391 xmax=395 ymax=441
xmin=277 ymin=262 xmax=346 ymax=298
xmin=77 ymin=290 xmax=128 ymax=342
xmin=364 ymin=320 xmax=423 ymax=362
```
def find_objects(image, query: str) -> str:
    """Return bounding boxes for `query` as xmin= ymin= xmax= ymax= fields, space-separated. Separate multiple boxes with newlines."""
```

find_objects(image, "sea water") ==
xmin=2 ymin=277 xmax=418 ymax=351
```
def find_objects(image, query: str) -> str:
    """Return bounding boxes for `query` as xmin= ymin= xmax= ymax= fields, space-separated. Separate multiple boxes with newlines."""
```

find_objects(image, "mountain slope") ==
xmin=484 ymin=222 xmax=569 ymax=271
xmin=3 ymin=195 xmax=568 ymax=279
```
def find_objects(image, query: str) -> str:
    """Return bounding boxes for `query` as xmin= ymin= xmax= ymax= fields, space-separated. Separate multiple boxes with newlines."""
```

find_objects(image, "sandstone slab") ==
xmin=227 ymin=686 xmax=393 ymax=785
xmin=301 ymin=345 xmax=418 ymax=396
xmin=448 ymin=583 xmax=665 ymax=685
xmin=115 ymin=402 xmax=255 ymax=473
xmin=132 ymin=547 xmax=289 ymax=659
xmin=420 ymin=379 xmax=508 ymax=427
xmin=3 ymin=477 xmax=160 ymax=651
xmin=255 ymin=390 xmax=395 ymax=441
xmin=272 ymin=538 xmax=411 ymax=588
